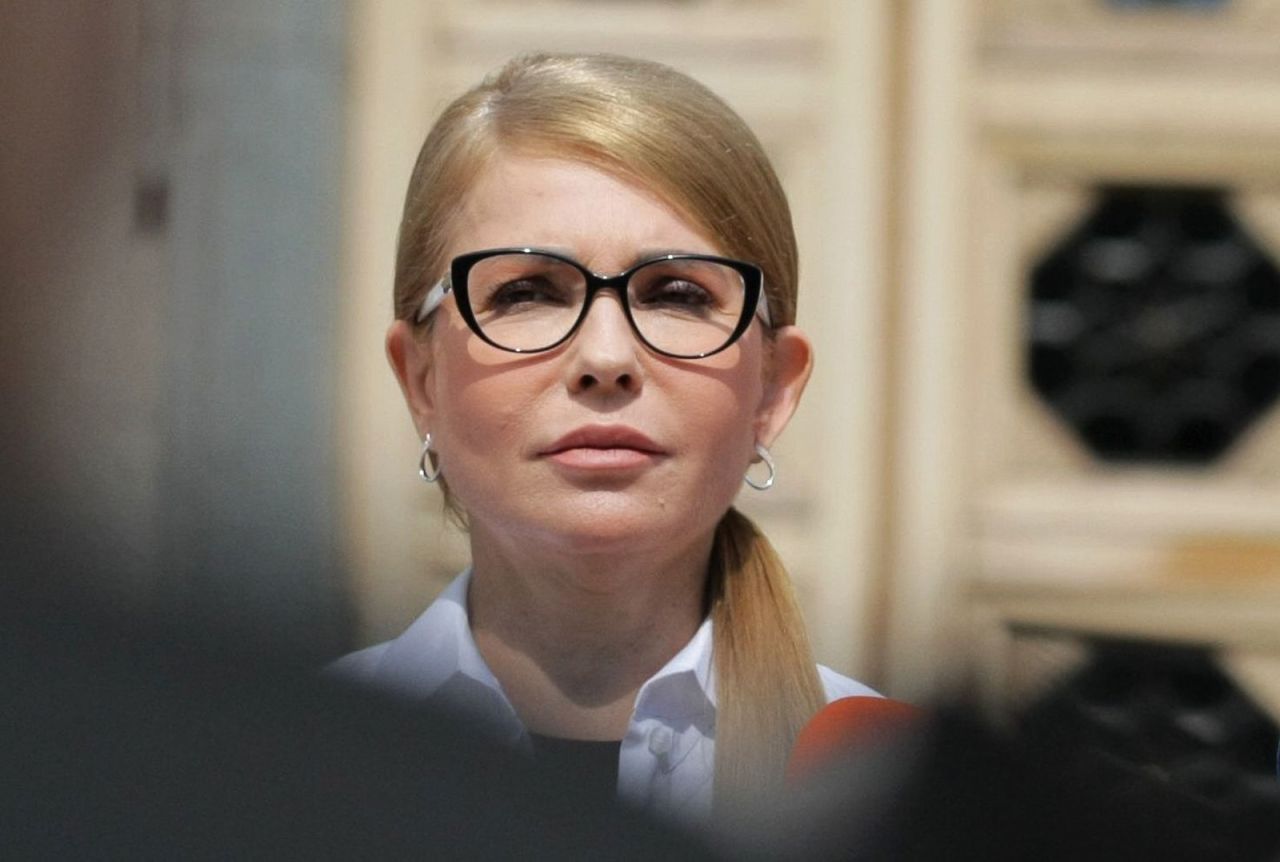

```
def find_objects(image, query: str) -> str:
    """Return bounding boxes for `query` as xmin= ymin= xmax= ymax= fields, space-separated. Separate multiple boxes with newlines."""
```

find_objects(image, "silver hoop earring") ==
xmin=418 ymin=432 xmax=440 ymax=483
xmin=744 ymin=442 xmax=775 ymax=491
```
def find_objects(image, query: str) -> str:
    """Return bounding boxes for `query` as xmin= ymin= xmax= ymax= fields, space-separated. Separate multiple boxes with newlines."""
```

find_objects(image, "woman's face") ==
xmin=387 ymin=151 xmax=812 ymax=561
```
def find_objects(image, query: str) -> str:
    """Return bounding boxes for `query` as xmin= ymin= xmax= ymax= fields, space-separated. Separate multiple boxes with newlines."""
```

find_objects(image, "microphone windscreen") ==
xmin=787 ymin=696 xmax=923 ymax=783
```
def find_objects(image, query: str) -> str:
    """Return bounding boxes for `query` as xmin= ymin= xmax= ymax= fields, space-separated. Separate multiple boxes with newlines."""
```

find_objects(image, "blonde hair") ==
xmin=393 ymin=53 xmax=824 ymax=806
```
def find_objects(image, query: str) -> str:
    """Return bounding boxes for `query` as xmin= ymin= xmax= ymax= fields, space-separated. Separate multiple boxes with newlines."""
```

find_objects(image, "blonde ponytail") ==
xmin=709 ymin=507 xmax=825 ymax=811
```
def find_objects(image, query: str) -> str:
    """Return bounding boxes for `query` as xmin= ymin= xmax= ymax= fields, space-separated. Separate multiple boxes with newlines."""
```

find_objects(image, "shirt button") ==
xmin=648 ymin=726 xmax=673 ymax=763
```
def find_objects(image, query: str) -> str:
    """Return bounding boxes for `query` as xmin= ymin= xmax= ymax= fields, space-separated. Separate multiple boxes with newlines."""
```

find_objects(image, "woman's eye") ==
xmin=638 ymin=279 xmax=715 ymax=310
xmin=487 ymin=278 xmax=569 ymax=309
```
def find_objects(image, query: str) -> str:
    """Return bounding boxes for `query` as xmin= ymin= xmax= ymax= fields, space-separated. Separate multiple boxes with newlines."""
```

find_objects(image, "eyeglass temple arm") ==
xmin=415 ymin=278 xmax=452 ymax=323
xmin=754 ymin=283 xmax=773 ymax=328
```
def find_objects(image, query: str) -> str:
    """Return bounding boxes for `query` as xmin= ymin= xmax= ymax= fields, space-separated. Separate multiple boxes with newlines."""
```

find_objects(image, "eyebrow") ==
xmin=518 ymin=246 xmax=716 ymax=271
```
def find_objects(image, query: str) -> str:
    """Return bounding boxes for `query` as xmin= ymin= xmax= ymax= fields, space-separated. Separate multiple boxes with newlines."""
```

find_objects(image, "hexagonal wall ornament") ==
xmin=1027 ymin=186 xmax=1280 ymax=464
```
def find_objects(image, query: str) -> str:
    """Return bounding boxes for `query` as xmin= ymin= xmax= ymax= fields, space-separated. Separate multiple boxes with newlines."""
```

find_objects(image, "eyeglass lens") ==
xmin=465 ymin=253 xmax=748 ymax=356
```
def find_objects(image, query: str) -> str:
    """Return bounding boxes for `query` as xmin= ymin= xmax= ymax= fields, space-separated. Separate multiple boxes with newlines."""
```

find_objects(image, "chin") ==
xmin=512 ymin=494 xmax=719 ymax=557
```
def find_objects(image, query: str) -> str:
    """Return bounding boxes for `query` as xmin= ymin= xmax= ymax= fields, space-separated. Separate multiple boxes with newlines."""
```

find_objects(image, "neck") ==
xmin=467 ymin=522 xmax=712 ymax=741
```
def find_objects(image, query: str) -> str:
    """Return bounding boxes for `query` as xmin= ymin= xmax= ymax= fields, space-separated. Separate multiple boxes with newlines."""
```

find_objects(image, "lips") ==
xmin=542 ymin=425 xmax=664 ymax=455
xmin=539 ymin=424 xmax=666 ymax=470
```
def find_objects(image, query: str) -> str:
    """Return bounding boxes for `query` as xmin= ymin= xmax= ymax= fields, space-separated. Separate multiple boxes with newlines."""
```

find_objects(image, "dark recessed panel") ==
xmin=1027 ymin=186 xmax=1280 ymax=464
xmin=1018 ymin=635 xmax=1280 ymax=855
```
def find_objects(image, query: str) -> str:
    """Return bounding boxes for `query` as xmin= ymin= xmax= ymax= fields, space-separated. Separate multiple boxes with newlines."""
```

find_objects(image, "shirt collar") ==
xmin=369 ymin=567 xmax=717 ymax=727
xmin=632 ymin=614 xmax=717 ymax=723
xmin=372 ymin=568 xmax=504 ymax=699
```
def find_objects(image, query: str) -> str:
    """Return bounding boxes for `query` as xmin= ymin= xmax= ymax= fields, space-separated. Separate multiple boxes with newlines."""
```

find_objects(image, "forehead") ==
xmin=446 ymin=151 xmax=723 ymax=269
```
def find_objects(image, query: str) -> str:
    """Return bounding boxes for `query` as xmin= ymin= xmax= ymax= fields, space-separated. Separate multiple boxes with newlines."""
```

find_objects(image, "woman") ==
xmin=333 ymin=52 xmax=876 ymax=824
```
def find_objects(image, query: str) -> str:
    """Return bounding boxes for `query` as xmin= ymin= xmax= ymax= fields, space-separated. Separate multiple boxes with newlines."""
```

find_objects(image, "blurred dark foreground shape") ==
xmin=0 ymin=582 xmax=713 ymax=860
xmin=764 ymin=705 xmax=1278 ymax=861
xmin=4 ymin=576 xmax=1277 ymax=860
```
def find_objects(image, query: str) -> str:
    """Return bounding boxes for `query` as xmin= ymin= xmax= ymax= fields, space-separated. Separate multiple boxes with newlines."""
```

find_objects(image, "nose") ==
xmin=563 ymin=290 xmax=642 ymax=395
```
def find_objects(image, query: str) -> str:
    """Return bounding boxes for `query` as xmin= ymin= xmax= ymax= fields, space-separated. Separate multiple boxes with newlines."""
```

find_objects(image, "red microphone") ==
xmin=787 ymin=696 xmax=924 ymax=783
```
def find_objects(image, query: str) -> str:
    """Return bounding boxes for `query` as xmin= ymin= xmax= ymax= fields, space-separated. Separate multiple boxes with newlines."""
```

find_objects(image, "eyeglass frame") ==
xmin=414 ymin=247 xmax=773 ymax=359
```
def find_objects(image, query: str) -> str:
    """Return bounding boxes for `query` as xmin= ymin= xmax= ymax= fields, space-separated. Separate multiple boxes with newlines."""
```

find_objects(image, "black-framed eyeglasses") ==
xmin=415 ymin=247 xmax=771 ymax=359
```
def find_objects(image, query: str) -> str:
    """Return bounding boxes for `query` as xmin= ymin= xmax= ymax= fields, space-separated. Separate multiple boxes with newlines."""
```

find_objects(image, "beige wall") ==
xmin=900 ymin=0 xmax=1280 ymax=711
xmin=336 ymin=0 xmax=1280 ymax=708
xmin=10 ymin=0 xmax=1278 ymax=705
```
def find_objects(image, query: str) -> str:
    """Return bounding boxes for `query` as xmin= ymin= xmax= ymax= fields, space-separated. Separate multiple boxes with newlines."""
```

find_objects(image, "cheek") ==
xmin=435 ymin=370 xmax=539 ymax=454
xmin=427 ymin=327 xmax=547 ymax=472
xmin=669 ymin=368 xmax=764 ymax=485
xmin=687 ymin=390 xmax=755 ymax=450
xmin=429 ymin=381 xmax=535 ymax=519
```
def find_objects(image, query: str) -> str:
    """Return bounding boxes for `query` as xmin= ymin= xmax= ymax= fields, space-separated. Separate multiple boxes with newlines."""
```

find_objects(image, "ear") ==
xmin=753 ymin=325 xmax=814 ymax=448
xmin=386 ymin=320 xmax=436 ymax=437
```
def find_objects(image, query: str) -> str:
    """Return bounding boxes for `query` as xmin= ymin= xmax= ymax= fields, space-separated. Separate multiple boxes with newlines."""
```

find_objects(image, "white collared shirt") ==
xmin=329 ymin=569 xmax=878 ymax=825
